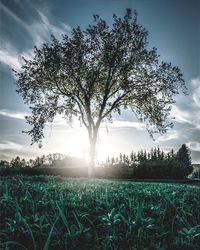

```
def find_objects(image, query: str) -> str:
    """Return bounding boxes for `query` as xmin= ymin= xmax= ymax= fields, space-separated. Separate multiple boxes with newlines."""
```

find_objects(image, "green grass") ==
xmin=0 ymin=176 xmax=200 ymax=250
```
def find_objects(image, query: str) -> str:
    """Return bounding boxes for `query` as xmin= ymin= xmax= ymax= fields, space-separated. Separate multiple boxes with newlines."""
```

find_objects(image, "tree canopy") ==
xmin=15 ymin=9 xmax=186 ymax=174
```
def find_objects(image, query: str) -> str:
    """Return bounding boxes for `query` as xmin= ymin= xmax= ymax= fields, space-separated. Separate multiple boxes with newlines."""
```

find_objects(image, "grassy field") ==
xmin=0 ymin=176 xmax=200 ymax=250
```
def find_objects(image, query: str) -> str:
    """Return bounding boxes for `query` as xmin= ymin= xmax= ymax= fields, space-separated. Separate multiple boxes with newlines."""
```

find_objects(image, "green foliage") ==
xmin=177 ymin=144 xmax=192 ymax=167
xmin=0 ymin=144 xmax=194 ymax=179
xmin=10 ymin=157 xmax=26 ymax=168
xmin=14 ymin=9 xmax=186 ymax=172
xmin=0 ymin=176 xmax=200 ymax=249
xmin=177 ymin=144 xmax=193 ymax=176
xmin=105 ymin=145 xmax=193 ymax=179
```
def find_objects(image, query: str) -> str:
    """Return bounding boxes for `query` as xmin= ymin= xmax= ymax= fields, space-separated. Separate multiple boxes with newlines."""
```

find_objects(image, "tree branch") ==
xmin=101 ymin=91 xmax=130 ymax=120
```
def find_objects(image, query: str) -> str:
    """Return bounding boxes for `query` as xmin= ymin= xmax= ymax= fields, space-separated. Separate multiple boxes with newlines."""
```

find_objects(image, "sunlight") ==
xmin=42 ymin=127 xmax=88 ymax=160
xmin=96 ymin=137 xmax=111 ymax=163
xmin=42 ymin=126 xmax=116 ymax=164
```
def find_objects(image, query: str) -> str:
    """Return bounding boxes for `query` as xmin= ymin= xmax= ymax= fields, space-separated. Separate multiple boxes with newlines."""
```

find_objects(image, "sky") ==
xmin=0 ymin=0 xmax=200 ymax=163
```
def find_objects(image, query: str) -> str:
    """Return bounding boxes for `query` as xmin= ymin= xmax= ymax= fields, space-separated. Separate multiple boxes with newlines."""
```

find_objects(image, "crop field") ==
xmin=0 ymin=176 xmax=200 ymax=250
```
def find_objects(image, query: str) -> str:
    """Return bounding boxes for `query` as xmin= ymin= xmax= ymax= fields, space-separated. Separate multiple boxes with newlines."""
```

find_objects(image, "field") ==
xmin=0 ymin=176 xmax=200 ymax=250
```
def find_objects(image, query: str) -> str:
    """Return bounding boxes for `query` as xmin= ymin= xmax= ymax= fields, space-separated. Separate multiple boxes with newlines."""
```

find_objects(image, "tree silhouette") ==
xmin=15 ymin=9 xmax=186 ymax=177
xmin=177 ymin=144 xmax=193 ymax=176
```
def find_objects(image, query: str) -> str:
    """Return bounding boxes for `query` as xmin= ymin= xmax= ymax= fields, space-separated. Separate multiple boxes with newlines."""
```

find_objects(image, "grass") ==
xmin=0 ymin=176 xmax=200 ymax=250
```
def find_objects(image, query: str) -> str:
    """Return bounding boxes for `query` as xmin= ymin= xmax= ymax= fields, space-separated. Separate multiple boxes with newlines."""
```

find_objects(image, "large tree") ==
xmin=15 ymin=9 xmax=186 ymax=177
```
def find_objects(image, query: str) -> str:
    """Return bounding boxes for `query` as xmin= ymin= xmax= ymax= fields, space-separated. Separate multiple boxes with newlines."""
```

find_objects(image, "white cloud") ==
xmin=170 ymin=76 xmax=200 ymax=130
xmin=0 ymin=109 xmax=80 ymax=129
xmin=191 ymin=77 xmax=200 ymax=108
xmin=0 ymin=109 xmax=28 ymax=120
xmin=35 ymin=10 xmax=71 ymax=43
xmin=101 ymin=120 xmax=145 ymax=130
xmin=170 ymin=105 xmax=191 ymax=124
xmin=0 ymin=49 xmax=21 ymax=71
xmin=0 ymin=40 xmax=34 ymax=71
xmin=44 ymin=118 xmax=147 ymax=131
xmin=0 ymin=140 xmax=23 ymax=151
xmin=0 ymin=3 xmax=71 ymax=71
xmin=0 ymin=2 xmax=71 ymax=47
xmin=186 ymin=141 xmax=200 ymax=152
xmin=157 ymin=130 xmax=179 ymax=142
xmin=0 ymin=140 xmax=49 ymax=161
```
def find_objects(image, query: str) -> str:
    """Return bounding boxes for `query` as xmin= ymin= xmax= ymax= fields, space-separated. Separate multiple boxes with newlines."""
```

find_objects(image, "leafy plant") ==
xmin=0 ymin=176 xmax=199 ymax=249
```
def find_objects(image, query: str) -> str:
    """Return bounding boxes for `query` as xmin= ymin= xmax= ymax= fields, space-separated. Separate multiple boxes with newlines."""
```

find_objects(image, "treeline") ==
xmin=0 ymin=153 xmax=87 ymax=168
xmin=106 ymin=147 xmax=177 ymax=165
xmin=0 ymin=154 xmax=88 ymax=177
xmin=104 ymin=144 xmax=193 ymax=179
xmin=0 ymin=144 xmax=193 ymax=179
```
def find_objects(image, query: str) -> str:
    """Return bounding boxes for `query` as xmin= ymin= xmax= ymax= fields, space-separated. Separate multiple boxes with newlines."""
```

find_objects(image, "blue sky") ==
xmin=0 ymin=0 xmax=200 ymax=163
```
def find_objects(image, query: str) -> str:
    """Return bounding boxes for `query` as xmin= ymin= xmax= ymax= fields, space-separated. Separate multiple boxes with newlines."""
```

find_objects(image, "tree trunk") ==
xmin=88 ymin=128 xmax=98 ymax=178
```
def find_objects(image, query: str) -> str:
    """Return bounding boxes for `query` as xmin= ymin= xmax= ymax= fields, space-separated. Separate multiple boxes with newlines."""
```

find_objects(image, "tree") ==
xmin=10 ymin=156 xmax=23 ymax=168
xmin=0 ymin=160 xmax=10 ymax=166
xmin=15 ymin=9 xmax=186 ymax=177
xmin=177 ymin=144 xmax=193 ymax=177
xmin=33 ymin=155 xmax=45 ymax=168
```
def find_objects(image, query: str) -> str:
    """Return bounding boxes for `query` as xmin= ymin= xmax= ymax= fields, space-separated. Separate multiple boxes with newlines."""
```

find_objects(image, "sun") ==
xmin=43 ymin=126 xmax=115 ymax=164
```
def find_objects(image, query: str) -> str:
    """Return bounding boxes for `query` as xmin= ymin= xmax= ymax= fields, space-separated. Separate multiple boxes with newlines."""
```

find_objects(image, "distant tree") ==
xmin=111 ymin=157 xmax=115 ymax=165
xmin=106 ymin=156 xmax=110 ymax=164
xmin=140 ymin=150 xmax=144 ymax=162
xmin=137 ymin=151 xmax=141 ymax=162
xmin=166 ymin=152 xmax=171 ymax=161
xmin=170 ymin=149 xmax=175 ymax=159
xmin=15 ymin=9 xmax=186 ymax=177
xmin=157 ymin=146 xmax=161 ymax=160
xmin=153 ymin=147 xmax=157 ymax=161
xmin=21 ymin=158 xmax=26 ymax=167
xmin=0 ymin=160 xmax=10 ymax=166
xmin=46 ymin=154 xmax=53 ymax=165
xmin=27 ymin=159 xmax=34 ymax=167
xmin=119 ymin=153 xmax=123 ymax=163
xmin=33 ymin=155 xmax=45 ymax=167
xmin=10 ymin=156 xmax=22 ymax=168
xmin=176 ymin=144 xmax=193 ymax=177
xmin=150 ymin=148 xmax=154 ymax=160
xmin=130 ymin=151 xmax=135 ymax=163
xmin=160 ymin=150 xmax=164 ymax=160
xmin=143 ymin=150 xmax=147 ymax=161
xmin=125 ymin=155 xmax=130 ymax=165
xmin=122 ymin=154 xmax=127 ymax=163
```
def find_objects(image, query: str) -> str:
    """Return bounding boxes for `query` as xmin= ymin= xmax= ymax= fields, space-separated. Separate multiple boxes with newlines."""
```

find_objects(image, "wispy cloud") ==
xmin=0 ymin=49 xmax=21 ymax=71
xmin=157 ymin=130 xmax=179 ymax=142
xmin=170 ymin=76 xmax=200 ymax=130
xmin=0 ymin=140 xmax=47 ymax=160
xmin=191 ymin=77 xmax=200 ymax=108
xmin=33 ymin=10 xmax=71 ymax=44
xmin=0 ymin=3 xmax=31 ymax=34
xmin=0 ymin=2 xmax=71 ymax=47
xmin=0 ymin=140 xmax=23 ymax=151
xmin=0 ymin=108 xmax=148 ymax=131
xmin=186 ymin=141 xmax=200 ymax=152
xmin=0 ymin=2 xmax=71 ymax=71
xmin=0 ymin=39 xmax=34 ymax=71
xmin=0 ymin=109 xmax=78 ymax=129
xmin=0 ymin=109 xmax=28 ymax=120
xmin=170 ymin=105 xmax=191 ymax=124
xmin=101 ymin=120 xmax=146 ymax=130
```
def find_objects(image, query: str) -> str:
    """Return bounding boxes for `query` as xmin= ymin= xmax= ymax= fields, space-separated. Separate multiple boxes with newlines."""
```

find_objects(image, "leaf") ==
xmin=43 ymin=216 xmax=59 ymax=250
